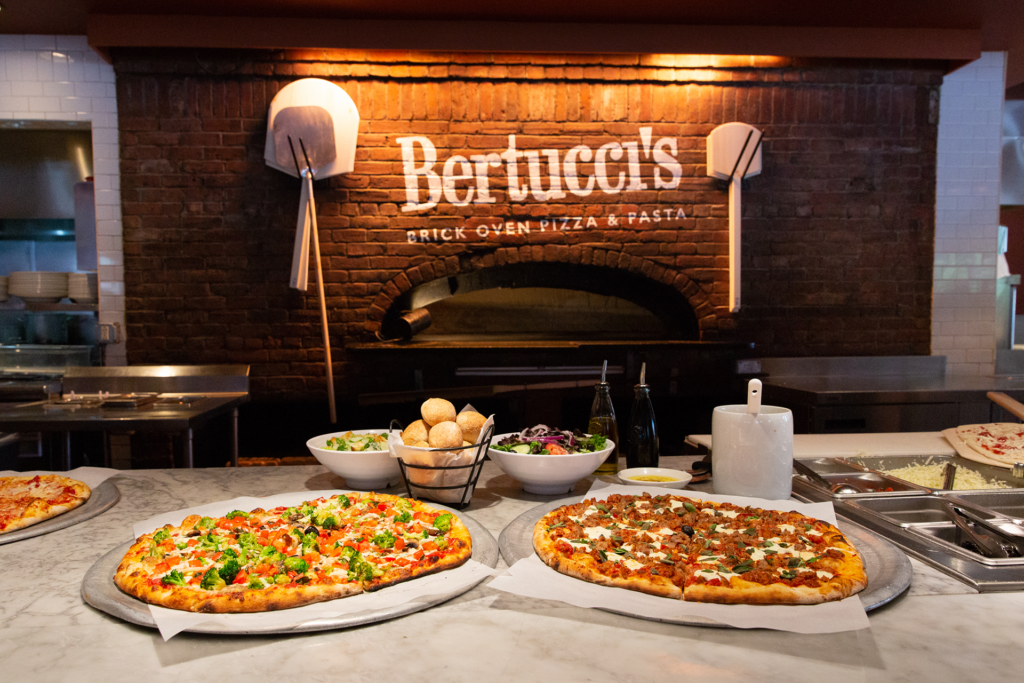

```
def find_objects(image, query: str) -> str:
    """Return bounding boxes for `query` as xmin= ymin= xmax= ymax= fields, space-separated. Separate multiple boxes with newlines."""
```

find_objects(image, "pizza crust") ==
xmin=0 ymin=475 xmax=91 ymax=535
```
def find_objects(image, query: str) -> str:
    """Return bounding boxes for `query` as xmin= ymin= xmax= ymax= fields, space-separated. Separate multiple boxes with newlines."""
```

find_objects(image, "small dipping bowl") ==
xmin=617 ymin=467 xmax=692 ymax=489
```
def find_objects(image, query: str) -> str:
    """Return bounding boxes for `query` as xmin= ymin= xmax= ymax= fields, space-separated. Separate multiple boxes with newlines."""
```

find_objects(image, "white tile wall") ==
xmin=0 ymin=35 xmax=125 ymax=365
xmin=933 ymin=51 xmax=1007 ymax=377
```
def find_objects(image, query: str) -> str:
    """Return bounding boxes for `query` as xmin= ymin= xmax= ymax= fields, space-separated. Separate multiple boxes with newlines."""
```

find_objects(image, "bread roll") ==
xmin=401 ymin=419 xmax=429 ymax=446
xmin=421 ymin=398 xmax=457 ymax=426
xmin=456 ymin=411 xmax=486 ymax=443
xmin=427 ymin=421 xmax=463 ymax=449
xmin=413 ymin=440 xmax=430 ymax=448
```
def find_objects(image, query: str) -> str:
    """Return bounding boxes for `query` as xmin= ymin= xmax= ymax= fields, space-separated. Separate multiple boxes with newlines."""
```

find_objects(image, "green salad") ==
xmin=324 ymin=431 xmax=389 ymax=452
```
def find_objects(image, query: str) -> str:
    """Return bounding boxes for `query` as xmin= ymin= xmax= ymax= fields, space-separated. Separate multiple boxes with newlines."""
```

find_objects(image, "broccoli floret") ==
xmin=372 ymin=530 xmax=396 ymax=549
xmin=225 ymin=510 xmax=249 ymax=520
xmin=218 ymin=558 xmax=241 ymax=584
xmin=338 ymin=495 xmax=351 ymax=509
xmin=339 ymin=546 xmax=359 ymax=563
xmin=197 ymin=517 xmax=215 ymax=530
xmin=221 ymin=547 xmax=238 ymax=560
xmin=284 ymin=556 xmax=309 ymax=573
xmin=301 ymin=535 xmax=320 ymax=554
xmin=198 ymin=533 xmax=221 ymax=552
xmin=320 ymin=515 xmax=339 ymax=530
xmin=200 ymin=568 xmax=226 ymax=590
xmin=247 ymin=577 xmax=265 ymax=590
xmin=433 ymin=513 xmax=453 ymax=534
xmin=290 ymin=528 xmax=305 ymax=540
xmin=160 ymin=569 xmax=186 ymax=586
xmin=153 ymin=529 xmax=170 ymax=543
xmin=393 ymin=511 xmax=412 ymax=524
xmin=301 ymin=504 xmax=316 ymax=518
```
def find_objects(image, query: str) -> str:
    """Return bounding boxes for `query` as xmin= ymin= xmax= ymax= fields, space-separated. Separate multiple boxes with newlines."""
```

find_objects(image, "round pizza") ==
xmin=534 ymin=493 xmax=867 ymax=605
xmin=114 ymin=492 xmax=472 ymax=613
xmin=0 ymin=474 xmax=92 ymax=535
xmin=955 ymin=423 xmax=1024 ymax=466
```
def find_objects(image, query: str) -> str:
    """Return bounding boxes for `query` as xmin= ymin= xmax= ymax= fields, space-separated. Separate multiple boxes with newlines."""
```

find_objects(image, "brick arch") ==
xmin=364 ymin=246 xmax=721 ymax=340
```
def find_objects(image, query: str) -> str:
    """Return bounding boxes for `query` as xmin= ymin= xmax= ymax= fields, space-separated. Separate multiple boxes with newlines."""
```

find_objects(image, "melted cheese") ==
xmin=649 ymin=551 xmax=667 ymax=561
xmin=623 ymin=558 xmax=644 ymax=571
xmin=778 ymin=524 xmax=797 ymax=533
xmin=584 ymin=527 xmax=613 ymax=540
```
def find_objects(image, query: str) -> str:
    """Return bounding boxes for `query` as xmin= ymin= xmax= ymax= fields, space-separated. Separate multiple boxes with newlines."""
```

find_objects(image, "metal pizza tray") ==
xmin=81 ymin=503 xmax=498 ymax=635
xmin=0 ymin=478 xmax=120 ymax=545
xmin=498 ymin=495 xmax=912 ymax=617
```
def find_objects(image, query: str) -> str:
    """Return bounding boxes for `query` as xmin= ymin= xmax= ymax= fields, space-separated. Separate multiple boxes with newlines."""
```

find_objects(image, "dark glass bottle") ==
xmin=625 ymin=381 xmax=659 ymax=469
xmin=588 ymin=382 xmax=620 ymax=474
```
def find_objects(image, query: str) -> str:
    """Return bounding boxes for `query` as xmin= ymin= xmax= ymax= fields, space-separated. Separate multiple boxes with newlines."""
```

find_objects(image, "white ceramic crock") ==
xmin=711 ymin=404 xmax=793 ymax=500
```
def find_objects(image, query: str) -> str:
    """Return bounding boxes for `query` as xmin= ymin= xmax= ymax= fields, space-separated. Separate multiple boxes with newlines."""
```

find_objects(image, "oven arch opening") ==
xmin=380 ymin=263 xmax=700 ymax=342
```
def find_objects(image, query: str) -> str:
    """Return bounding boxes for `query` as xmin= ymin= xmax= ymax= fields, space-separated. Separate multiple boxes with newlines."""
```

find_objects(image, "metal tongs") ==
xmin=942 ymin=501 xmax=1024 ymax=558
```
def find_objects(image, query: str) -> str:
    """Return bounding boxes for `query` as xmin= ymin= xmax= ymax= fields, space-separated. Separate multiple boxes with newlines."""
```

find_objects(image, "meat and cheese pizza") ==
xmin=534 ymin=493 xmax=867 ymax=605
xmin=0 ymin=474 xmax=91 ymax=535
xmin=114 ymin=492 xmax=472 ymax=613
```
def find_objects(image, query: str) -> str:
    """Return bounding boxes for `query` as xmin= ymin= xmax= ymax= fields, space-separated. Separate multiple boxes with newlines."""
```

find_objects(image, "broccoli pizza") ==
xmin=114 ymin=493 xmax=472 ymax=613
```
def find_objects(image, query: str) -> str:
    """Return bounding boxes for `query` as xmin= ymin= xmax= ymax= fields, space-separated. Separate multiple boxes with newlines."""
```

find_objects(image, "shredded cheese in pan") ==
xmin=880 ymin=463 xmax=1009 ymax=490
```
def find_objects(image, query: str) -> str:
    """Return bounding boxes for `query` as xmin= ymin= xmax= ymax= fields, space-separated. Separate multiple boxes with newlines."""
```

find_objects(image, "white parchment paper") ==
xmin=131 ymin=490 xmax=497 ymax=640
xmin=0 ymin=466 xmax=121 ymax=489
xmin=488 ymin=481 xmax=872 ymax=634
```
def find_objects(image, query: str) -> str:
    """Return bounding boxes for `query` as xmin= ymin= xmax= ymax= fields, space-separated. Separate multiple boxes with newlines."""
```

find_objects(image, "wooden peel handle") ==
xmin=986 ymin=391 xmax=1024 ymax=422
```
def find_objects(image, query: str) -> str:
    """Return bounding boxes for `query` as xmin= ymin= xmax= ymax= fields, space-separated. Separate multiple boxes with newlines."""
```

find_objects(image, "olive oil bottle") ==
xmin=589 ymin=362 xmax=619 ymax=475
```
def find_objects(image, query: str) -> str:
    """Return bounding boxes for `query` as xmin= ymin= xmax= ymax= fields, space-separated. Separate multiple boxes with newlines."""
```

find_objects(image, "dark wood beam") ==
xmin=87 ymin=14 xmax=981 ymax=61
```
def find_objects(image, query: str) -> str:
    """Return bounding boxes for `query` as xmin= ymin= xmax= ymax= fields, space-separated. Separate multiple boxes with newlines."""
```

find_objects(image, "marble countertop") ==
xmin=2 ymin=458 xmax=1022 ymax=683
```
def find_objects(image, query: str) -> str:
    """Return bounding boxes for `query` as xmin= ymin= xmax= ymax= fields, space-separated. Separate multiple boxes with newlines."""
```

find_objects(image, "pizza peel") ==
xmin=264 ymin=79 xmax=360 ymax=424
xmin=706 ymin=122 xmax=763 ymax=313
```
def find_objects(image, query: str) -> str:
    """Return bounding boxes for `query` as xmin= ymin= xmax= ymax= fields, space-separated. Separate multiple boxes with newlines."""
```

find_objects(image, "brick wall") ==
xmin=113 ymin=49 xmax=942 ymax=399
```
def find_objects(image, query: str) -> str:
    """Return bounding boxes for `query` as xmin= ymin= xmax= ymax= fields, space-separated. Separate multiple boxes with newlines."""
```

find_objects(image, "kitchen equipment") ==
xmin=711 ymin=379 xmax=793 ymax=499
xmin=942 ymin=501 xmax=1024 ymax=558
xmin=987 ymin=391 xmax=1024 ymax=420
xmin=100 ymin=393 xmax=160 ymax=409
xmin=793 ymin=458 xmax=861 ymax=494
xmin=794 ymin=477 xmax=1024 ymax=590
xmin=306 ymin=429 xmax=402 ymax=490
xmin=0 ymin=344 xmax=91 ymax=372
xmin=706 ymin=122 xmax=763 ymax=313
xmin=264 ymin=79 xmax=359 ymax=425
xmin=843 ymin=453 xmax=1023 ymax=492
xmin=943 ymin=462 xmax=957 ymax=489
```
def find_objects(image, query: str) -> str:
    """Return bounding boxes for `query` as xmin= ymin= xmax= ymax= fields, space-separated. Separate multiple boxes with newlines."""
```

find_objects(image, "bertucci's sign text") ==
xmin=396 ymin=127 xmax=688 ymax=243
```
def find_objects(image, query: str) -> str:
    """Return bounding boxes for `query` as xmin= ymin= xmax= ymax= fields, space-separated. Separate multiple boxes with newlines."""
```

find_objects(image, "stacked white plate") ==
xmin=8 ymin=271 xmax=69 ymax=303
xmin=0 ymin=276 xmax=8 ymax=302
xmin=68 ymin=273 xmax=98 ymax=304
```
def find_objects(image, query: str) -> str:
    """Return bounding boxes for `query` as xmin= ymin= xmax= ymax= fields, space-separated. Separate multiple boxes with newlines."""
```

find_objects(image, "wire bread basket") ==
xmin=389 ymin=419 xmax=494 ymax=509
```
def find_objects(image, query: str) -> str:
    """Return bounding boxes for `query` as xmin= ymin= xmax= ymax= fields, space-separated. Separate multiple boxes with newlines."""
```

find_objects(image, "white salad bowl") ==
xmin=306 ymin=429 xmax=402 ymax=490
xmin=488 ymin=433 xmax=615 ymax=495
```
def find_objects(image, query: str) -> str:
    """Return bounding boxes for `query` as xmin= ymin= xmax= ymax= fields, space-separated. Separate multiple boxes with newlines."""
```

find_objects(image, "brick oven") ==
xmin=112 ymin=49 xmax=942 ymax=458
